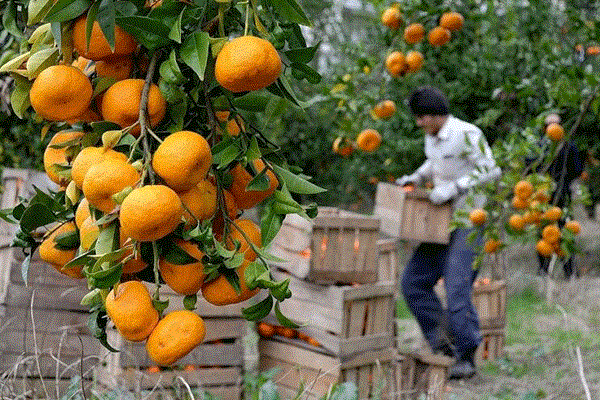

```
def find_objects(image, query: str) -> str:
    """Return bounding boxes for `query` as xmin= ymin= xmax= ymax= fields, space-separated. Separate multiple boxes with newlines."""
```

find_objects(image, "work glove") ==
xmin=429 ymin=181 xmax=459 ymax=205
xmin=396 ymin=173 xmax=420 ymax=187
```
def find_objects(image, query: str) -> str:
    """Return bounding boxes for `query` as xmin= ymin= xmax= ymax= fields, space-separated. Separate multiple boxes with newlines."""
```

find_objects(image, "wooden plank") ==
xmin=0 ymin=306 xmax=91 ymax=333
xmin=0 ymin=377 xmax=95 ymax=399
xmin=0 ymin=329 xmax=101 ymax=357
xmin=0 ymin=352 xmax=101 ymax=379
xmin=119 ymin=342 xmax=245 ymax=368
xmin=4 ymin=282 xmax=89 ymax=312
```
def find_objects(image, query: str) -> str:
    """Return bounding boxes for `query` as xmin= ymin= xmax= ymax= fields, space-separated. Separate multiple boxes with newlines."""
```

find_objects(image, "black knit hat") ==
xmin=408 ymin=86 xmax=449 ymax=116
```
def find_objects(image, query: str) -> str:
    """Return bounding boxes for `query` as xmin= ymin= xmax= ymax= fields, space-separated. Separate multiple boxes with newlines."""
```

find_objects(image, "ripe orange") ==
xmin=372 ymin=100 xmax=396 ymax=119
xmin=514 ymin=180 xmax=534 ymax=201
xmin=66 ymin=108 xmax=101 ymax=126
xmin=95 ymin=55 xmax=133 ymax=81
xmin=215 ymin=111 xmax=244 ymax=136
xmin=79 ymin=216 xmax=99 ymax=251
xmin=356 ymin=129 xmax=382 ymax=152
xmin=381 ymin=7 xmax=402 ymax=29
xmin=565 ymin=220 xmax=581 ymax=235
xmin=403 ymin=23 xmax=424 ymax=44
xmin=119 ymin=231 xmax=148 ymax=274
xmin=146 ymin=310 xmax=205 ymax=366
xmin=385 ymin=51 xmax=406 ymax=76
xmin=511 ymin=195 xmax=529 ymax=210
xmin=101 ymin=79 xmax=166 ymax=136
xmin=152 ymin=131 xmax=212 ymax=192
xmin=178 ymin=179 xmax=217 ymax=226
xmin=229 ymin=159 xmax=278 ymax=210
xmin=536 ymin=239 xmax=554 ymax=257
xmin=159 ymin=239 xmax=206 ymax=295
xmin=483 ymin=239 xmax=501 ymax=253
xmin=545 ymin=123 xmax=564 ymax=142
xmin=71 ymin=146 xmax=128 ymax=189
xmin=72 ymin=15 xmax=137 ymax=61
xmin=469 ymin=209 xmax=487 ymax=226
xmin=586 ymin=46 xmax=600 ymax=55
xmin=277 ymin=326 xmax=296 ymax=339
xmin=256 ymin=322 xmax=275 ymax=338
xmin=43 ymin=130 xmax=85 ymax=186
xmin=226 ymin=219 xmax=261 ymax=261
xmin=120 ymin=185 xmax=184 ymax=242
xmin=542 ymin=224 xmax=561 ymax=244
xmin=427 ymin=26 xmax=451 ymax=46
xmin=215 ymin=36 xmax=282 ymax=93
xmin=533 ymin=189 xmax=550 ymax=204
xmin=71 ymin=56 xmax=94 ymax=75
xmin=332 ymin=136 xmax=354 ymax=157
xmin=201 ymin=260 xmax=260 ymax=306
xmin=508 ymin=214 xmax=525 ymax=231
xmin=75 ymin=198 xmax=92 ymax=229
xmin=542 ymin=206 xmax=562 ymax=222
xmin=39 ymin=222 xmax=82 ymax=278
xmin=82 ymin=158 xmax=140 ymax=213
xmin=30 ymin=65 xmax=93 ymax=121
xmin=440 ymin=11 xmax=464 ymax=31
xmin=105 ymin=280 xmax=159 ymax=342
xmin=405 ymin=50 xmax=424 ymax=73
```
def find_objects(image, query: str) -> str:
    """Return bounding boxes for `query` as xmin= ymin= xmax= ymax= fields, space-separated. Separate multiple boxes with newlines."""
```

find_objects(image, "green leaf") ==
xmin=152 ymin=297 xmax=170 ymax=315
xmin=26 ymin=47 xmax=60 ymax=78
xmin=246 ymin=168 xmax=269 ymax=191
xmin=160 ymin=239 xmax=198 ymax=265
xmin=223 ymin=253 xmax=245 ymax=269
xmin=0 ymin=52 xmax=31 ymax=73
xmin=246 ymin=136 xmax=261 ymax=161
xmin=45 ymin=0 xmax=91 ymax=23
xmin=21 ymin=253 xmax=31 ymax=285
xmin=270 ymin=279 xmax=291 ymax=302
xmin=283 ymin=44 xmax=319 ymax=64
xmin=95 ymin=0 xmax=116 ymax=52
xmin=289 ymin=62 xmax=321 ymax=84
xmin=94 ymin=223 xmax=118 ymax=256
xmin=241 ymin=294 xmax=273 ymax=321
xmin=28 ymin=0 xmax=54 ymax=25
xmin=271 ymin=164 xmax=326 ymax=194
xmin=274 ymin=301 xmax=299 ymax=328
xmin=63 ymin=250 xmax=95 ymax=270
xmin=232 ymin=92 xmax=272 ymax=112
xmin=168 ymin=6 xmax=185 ymax=43
xmin=261 ymin=0 xmax=311 ymax=26
xmin=10 ymin=77 xmax=32 ymax=119
xmin=180 ymin=30 xmax=210 ymax=81
xmin=19 ymin=203 xmax=56 ymax=232
xmin=213 ymin=238 xmax=237 ymax=258
xmin=116 ymin=16 xmax=170 ymax=50
xmin=89 ymin=310 xmax=120 ymax=352
xmin=183 ymin=294 xmax=197 ymax=310
xmin=260 ymin=202 xmax=284 ymax=246
xmin=213 ymin=142 xmax=241 ymax=169
xmin=3 ymin=1 xmax=24 ymax=39
xmin=54 ymin=229 xmax=79 ymax=250
xmin=87 ymin=263 xmax=122 ymax=289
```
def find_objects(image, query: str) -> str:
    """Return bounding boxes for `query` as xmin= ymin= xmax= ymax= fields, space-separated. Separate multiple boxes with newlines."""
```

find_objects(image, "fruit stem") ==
xmin=244 ymin=1 xmax=250 ymax=36
xmin=218 ymin=4 xmax=226 ymax=37
xmin=138 ymin=52 xmax=160 ymax=185
xmin=152 ymin=240 xmax=161 ymax=297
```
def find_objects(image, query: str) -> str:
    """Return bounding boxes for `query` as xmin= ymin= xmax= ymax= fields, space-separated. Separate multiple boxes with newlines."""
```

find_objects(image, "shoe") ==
xmin=432 ymin=341 xmax=454 ymax=358
xmin=448 ymin=359 xmax=476 ymax=380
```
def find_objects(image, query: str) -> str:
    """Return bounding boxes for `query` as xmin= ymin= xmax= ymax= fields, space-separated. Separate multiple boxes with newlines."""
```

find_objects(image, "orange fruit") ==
xmin=178 ymin=179 xmax=217 ymax=226
xmin=225 ymin=219 xmax=261 ymax=262
xmin=332 ymin=136 xmax=354 ymax=157
xmin=404 ymin=23 xmax=424 ymax=44
xmin=372 ymin=100 xmax=396 ymax=119
xmin=542 ymin=206 xmax=562 ymax=222
xmin=278 ymin=326 xmax=296 ymax=339
xmin=533 ymin=189 xmax=551 ymax=204
xmin=95 ymin=55 xmax=133 ymax=81
xmin=152 ymin=131 xmax=212 ymax=192
xmin=542 ymin=224 xmax=561 ymax=244
xmin=82 ymin=158 xmax=140 ymax=213
xmin=405 ymin=50 xmax=424 ymax=73
xmin=469 ymin=209 xmax=487 ymax=226
xmin=307 ymin=337 xmax=321 ymax=347
xmin=381 ymin=7 xmax=402 ymax=29
xmin=545 ymin=123 xmax=564 ymax=142
xmin=30 ymin=65 xmax=93 ymax=121
xmin=159 ymin=239 xmax=206 ymax=295
xmin=146 ymin=310 xmax=205 ymax=366
xmin=201 ymin=260 xmax=260 ymax=306
xmin=514 ymin=180 xmax=534 ymax=201
xmin=586 ymin=46 xmax=600 ymax=55
xmin=39 ymin=222 xmax=82 ymax=278
xmin=229 ymin=159 xmax=278 ymax=210
xmin=120 ymin=185 xmax=184 ymax=242
xmin=101 ymin=79 xmax=166 ymax=136
xmin=66 ymin=108 xmax=101 ymax=125
xmin=71 ymin=56 xmax=94 ymax=75
xmin=483 ymin=239 xmax=501 ymax=253
xmin=72 ymin=15 xmax=137 ymax=61
xmin=440 ymin=11 xmax=464 ymax=31
xmin=508 ymin=214 xmax=525 ymax=231
xmin=215 ymin=36 xmax=282 ymax=93
xmin=427 ymin=26 xmax=451 ymax=46
xmin=215 ymin=111 xmax=244 ymax=136
xmin=356 ymin=129 xmax=382 ymax=152
xmin=119 ymin=231 xmax=148 ymax=274
xmin=385 ymin=51 xmax=406 ymax=76
xmin=79 ymin=216 xmax=99 ymax=251
xmin=71 ymin=146 xmax=128 ymax=189
xmin=565 ymin=220 xmax=581 ymax=235
xmin=75 ymin=198 xmax=92 ymax=229
xmin=511 ymin=196 xmax=529 ymax=210
xmin=43 ymin=130 xmax=85 ymax=186
xmin=257 ymin=322 xmax=275 ymax=338
xmin=105 ymin=280 xmax=159 ymax=342
xmin=536 ymin=239 xmax=554 ymax=257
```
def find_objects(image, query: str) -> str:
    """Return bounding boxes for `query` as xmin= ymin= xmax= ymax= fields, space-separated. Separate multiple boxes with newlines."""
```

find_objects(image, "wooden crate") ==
xmin=268 ymin=269 xmax=395 ymax=357
xmin=268 ymin=207 xmax=381 ymax=284
xmin=259 ymin=338 xmax=398 ymax=400
xmin=374 ymin=183 xmax=452 ymax=244
xmin=377 ymin=236 xmax=402 ymax=282
xmin=475 ymin=327 xmax=505 ymax=365
xmin=396 ymin=350 xmax=452 ymax=400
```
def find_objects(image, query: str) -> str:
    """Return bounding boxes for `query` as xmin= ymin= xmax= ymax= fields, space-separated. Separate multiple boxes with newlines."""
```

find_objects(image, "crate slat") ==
xmin=377 ymin=237 xmax=401 ymax=282
xmin=0 ymin=329 xmax=102 ymax=357
xmin=476 ymin=327 xmax=505 ymax=364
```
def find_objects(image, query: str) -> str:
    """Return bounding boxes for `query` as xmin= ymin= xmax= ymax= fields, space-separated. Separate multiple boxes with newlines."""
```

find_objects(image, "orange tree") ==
xmin=0 ymin=0 xmax=325 ymax=363
xmin=274 ymin=0 xmax=600 ymax=210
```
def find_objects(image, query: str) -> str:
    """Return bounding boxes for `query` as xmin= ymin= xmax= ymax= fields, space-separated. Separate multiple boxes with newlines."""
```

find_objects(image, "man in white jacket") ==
xmin=397 ymin=86 xmax=501 ymax=379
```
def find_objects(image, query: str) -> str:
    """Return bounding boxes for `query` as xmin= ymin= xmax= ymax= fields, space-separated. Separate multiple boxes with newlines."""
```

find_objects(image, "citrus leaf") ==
xmin=261 ymin=0 xmax=311 ymax=26
xmin=19 ymin=203 xmax=56 ymax=232
xmin=289 ymin=62 xmax=321 ymax=84
xmin=3 ymin=1 xmax=24 ymax=39
xmin=241 ymin=294 xmax=273 ymax=321
xmin=95 ymin=0 xmax=116 ymax=52
xmin=10 ymin=79 xmax=31 ymax=119
xmin=284 ymin=44 xmax=319 ymax=64
xmin=270 ymin=278 xmax=291 ymax=302
xmin=271 ymin=164 xmax=326 ymax=194
xmin=246 ymin=136 xmax=261 ymax=161
xmin=87 ymin=263 xmax=122 ymax=289
xmin=94 ymin=223 xmax=118 ymax=256
xmin=213 ymin=142 xmax=241 ymax=169
xmin=180 ymin=30 xmax=210 ymax=81
xmin=54 ymin=229 xmax=79 ymax=250
xmin=246 ymin=168 xmax=269 ymax=191
xmin=160 ymin=239 xmax=198 ymax=265
xmin=260 ymin=201 xmax=284 ymax=246
xmin=0 ymin=52 xmax=31 ymax=73
xmin=244 ymin=261 xmax=268 ymax=289
xmin=88 ymin=310 xmax=119 ymax=352
xmin=168 ymin=6 xmax=185 ymax=43
xmin=26 ymin=47 xmax=60 ymax=78
xmin=232 ymin=92 xmax=271 ymax=112
xmin=44 ymin=0 xmax=91 ymax=23
xmin=28 ymin=0 xmax=54 ymax=25
xmin=116 ymin=16 xmax=170 ymax=50
xmin=223 ymin=253 xmax=245 ymax=269
xmin=274 ymin=301 xmax=300 ymax=328
xmin=183 ymin=294 xmax=197 ymax=310
xmin=21 ymin=253 xmax=31 ymax=286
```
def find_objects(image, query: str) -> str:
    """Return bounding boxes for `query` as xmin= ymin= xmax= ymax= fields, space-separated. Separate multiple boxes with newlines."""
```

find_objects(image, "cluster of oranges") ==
xmin=20 ymin=6 xmax=287 ymax=366
xmin=382 ymin=7 xmax=464 ymax=77
xmin=256 ymin=321 xmax=321 ymax=347
xmin=332 ymin=128 xmax=383 ymax=156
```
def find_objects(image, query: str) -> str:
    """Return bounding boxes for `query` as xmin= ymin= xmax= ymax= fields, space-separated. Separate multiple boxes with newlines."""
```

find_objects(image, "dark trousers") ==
xmin=538 ymin=254 xmax=575 ymax=278
xmin=401 ymin=228 xmax=482 ymax=359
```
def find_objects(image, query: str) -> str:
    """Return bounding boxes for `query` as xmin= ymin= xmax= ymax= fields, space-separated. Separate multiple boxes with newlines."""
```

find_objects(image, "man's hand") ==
xmin=396 ymin=174 xmax=419 ymax=187
xmin=429 ymin=181 xmax=458 ymax=204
